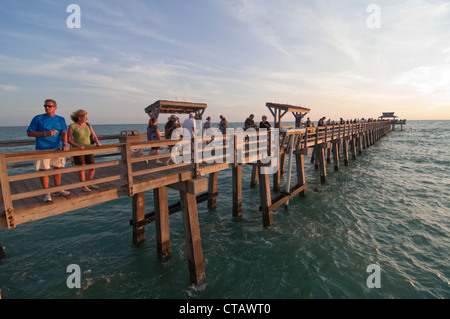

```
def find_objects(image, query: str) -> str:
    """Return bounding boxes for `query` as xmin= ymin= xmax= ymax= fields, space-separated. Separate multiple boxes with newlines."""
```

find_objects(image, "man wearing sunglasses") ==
xmin=27 ymin=99 xmax=71 ymax=202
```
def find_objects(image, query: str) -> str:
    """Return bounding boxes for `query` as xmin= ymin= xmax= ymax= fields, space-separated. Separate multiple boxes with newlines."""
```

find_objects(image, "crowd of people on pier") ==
xmin=25 ymin=98 xmax=386 ymax=203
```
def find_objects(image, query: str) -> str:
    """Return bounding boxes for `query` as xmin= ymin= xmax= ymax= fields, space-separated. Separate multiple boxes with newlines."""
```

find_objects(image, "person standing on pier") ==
xmin=183 ymin=112 xmax=196 ymax=137
xmin=68 ymin=109 xmax=102 ymax=192
xmin=146 ymin=117 xmax=162 ymax=165
xmin=164 ymin=115 xmax=181 ymax=165
xmin=219 ymin=115 xmax=228 ymax=134
xmin=27 ymin=99 xmax=71 ymax=203
xmin=203 ymin=116 xmax=211 ymax=134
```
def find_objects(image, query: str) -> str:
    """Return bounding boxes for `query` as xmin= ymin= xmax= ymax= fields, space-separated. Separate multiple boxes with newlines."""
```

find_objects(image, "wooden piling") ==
xmin=250 ymin=165 xmax=258 ymax=188
xmin=259 ymin=167 xmax=273 ymax=227
xmin=326 ymin=147 xmax=331 ymax=164
xmin=295 ymin=148 xmax=309 ymax=197
xmin=154 ymin=186 xmax=171 ymax=260
xmin=332 ymin=141 xmax=340 ymax=172
xmin=317 ymin=144 xmax=327 ymax=183
xmin=358 ymin=133 xmax=363 ymax=155
xmin=178 ymin=178 xmax=207 ymax=285
xmin=351 ymin=136 xmax=357 ymax=160
xmin=232 ymin=165 xmax=242 ymax=217
xmin=132 ymin=192 xmax=146 ymax=246
xmin=343 ymin=139 xmax=349 ymax=166
xmin=207 ymin=172 xmax=218 ymax=209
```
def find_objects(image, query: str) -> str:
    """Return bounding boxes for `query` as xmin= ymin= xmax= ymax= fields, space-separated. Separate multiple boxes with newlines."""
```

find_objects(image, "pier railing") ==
xmin=0 ymin=121 xmax=392 ymax=229
xmin=0 ymin=129 xmax=273 ymax=229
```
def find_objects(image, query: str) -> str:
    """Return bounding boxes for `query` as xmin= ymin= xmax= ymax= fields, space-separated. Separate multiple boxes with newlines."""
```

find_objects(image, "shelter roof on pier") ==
xmin=145 ymin=100 xmax=207 ymax=119
xmin=266 ymin=102 xmax=310 ymax=128
xmin=378 ymin=112 xmax=398 ymax=119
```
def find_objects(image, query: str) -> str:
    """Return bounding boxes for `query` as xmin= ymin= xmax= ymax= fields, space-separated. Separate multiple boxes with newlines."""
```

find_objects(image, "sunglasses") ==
xmin=44 ymin=104 xmax=56 ymax=108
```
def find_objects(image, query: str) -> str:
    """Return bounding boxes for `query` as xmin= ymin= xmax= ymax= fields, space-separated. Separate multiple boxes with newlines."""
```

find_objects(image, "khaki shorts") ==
xmin=35 ymin=157 xmax=66 ymax=170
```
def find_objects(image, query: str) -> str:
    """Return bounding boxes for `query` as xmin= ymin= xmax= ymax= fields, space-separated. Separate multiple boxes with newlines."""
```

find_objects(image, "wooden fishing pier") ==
xmin=0 ymin=101 xmax=394 ymax=285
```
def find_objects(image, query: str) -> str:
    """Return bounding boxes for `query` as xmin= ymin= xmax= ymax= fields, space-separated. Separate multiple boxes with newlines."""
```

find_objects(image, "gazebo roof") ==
xmin=145 ymin=100 xmax=207 ymax=119
xmin=378 ymin=112 xmax=398 ymax=119
xmin=265 ymin=102 xmax=310 ymax=114
xmin=266 ymin=102 xmax=311 ymax=128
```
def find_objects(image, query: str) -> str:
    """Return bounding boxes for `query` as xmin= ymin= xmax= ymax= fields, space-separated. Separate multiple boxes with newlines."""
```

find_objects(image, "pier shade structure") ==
xmin=378 ymin=112 xmax=406 ymax=130
xmin=0 ymin=101 xmax=395 ymax=284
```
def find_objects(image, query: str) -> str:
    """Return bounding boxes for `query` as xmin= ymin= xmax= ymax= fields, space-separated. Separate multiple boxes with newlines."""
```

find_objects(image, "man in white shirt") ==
xmin=183 ymin=112 xmax=196 ymax=137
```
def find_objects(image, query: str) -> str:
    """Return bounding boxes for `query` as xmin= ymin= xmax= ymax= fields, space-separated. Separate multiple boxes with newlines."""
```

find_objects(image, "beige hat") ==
xmin=168 ymin=115 xmax=177 ymax=121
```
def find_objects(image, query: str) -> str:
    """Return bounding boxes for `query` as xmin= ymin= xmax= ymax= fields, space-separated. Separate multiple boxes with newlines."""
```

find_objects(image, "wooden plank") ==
xmin=132 ymin=192 xmax=146 ymax=246
xmin=8 ymin=160 xmax=124 ymax=182
xmin=295 ymin=153 xmax=307 ymax=197
xmin=207 ymin=172 xmax=218 ymax=209
xmin=154 ymin=187 xmax=171 ymax=259
xmin=259 ymin=167 xmax=272 ymax=227
xmin=10 ymin=174 xmax=126 ymax=201
xmin=232 ymin=165 xmax=242 ymax=217
xmin=267 ymin=184 xmax=307 ymax=211
xmin=168 ymin=177 xmax=207 ymax=195
xmin=179 ymin=186 xmax=206 ymax=285
xmin=318 ymin=146 xmax=327 ymax=183
xmin=10 ymin=185 xmax=129 ymax=227
xmin=0 ymin=154 xmax=15 ymax=228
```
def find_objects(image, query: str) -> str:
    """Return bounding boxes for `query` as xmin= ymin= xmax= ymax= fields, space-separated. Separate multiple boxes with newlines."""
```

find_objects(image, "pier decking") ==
xmin=0 ymin=106 xmax=394 ymax=284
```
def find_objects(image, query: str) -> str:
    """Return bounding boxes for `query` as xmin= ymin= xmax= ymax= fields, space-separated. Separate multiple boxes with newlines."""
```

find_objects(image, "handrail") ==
xmin=0 ymin=120 xmax=393 ymax=229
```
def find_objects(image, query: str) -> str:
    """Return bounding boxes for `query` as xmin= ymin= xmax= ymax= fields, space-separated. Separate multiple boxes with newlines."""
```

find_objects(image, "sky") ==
xmin=1 ymin=0 xmax=449 ymax=126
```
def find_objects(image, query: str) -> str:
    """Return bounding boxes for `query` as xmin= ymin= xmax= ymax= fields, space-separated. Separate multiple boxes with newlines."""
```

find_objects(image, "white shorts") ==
xmin=35 ymin=157 xmax=66 ymax=170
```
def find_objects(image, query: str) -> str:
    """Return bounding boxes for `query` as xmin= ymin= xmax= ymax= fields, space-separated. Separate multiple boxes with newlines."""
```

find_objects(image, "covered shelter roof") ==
xmin=266 ymin=102 xmax=311 ymax=128
xmin=378 ymin=112 xmax=398 ymax=119
xmin=145 ymin=100 xmax=207 ymax=119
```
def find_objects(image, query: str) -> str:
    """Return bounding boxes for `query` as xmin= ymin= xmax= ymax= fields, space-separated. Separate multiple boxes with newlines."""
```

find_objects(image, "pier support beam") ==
xmin=332 ymin=141 xmax=340 ymax=172
xmin=326 ymin=147 xmax=331 ymax=164
xmin=232 ymin=165 xmax=242 ymax=217
xmin=207 ymin=172 xmax=218 ymax=209
xmin=358 ymin=133 xmax=363 ymax=155
xmin=343 ymin=138 xmax=349 ymax=166
xmin=259 ymin=167 xmax=273 ymax=227
xmin=316 ymin=144 xmax=328 ymax=183
xmin=250 ymin=165 xmax=258 ymax=188
xmin=351 ymin=136 xmax=357 ymax=160
xmin=178 ymin=178 xmax=207 ymax=285
xmin=295 ymin=148 xmax=310 ymax=197
xmin=154 ymin=187 xmax=171 ymax=260
xmin=132 ymin=192 xmax=146 ymax=246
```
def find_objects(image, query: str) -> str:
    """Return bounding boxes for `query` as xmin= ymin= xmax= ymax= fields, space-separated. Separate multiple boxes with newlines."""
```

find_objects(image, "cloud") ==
xmin=0 ymin=84 xmax=18 ymax=92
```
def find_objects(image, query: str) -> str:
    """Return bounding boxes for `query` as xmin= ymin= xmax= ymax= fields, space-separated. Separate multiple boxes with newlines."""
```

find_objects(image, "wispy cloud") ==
xmin=0 ymin=84 xmax=18 ymax=92
xmin=1 ymin=0 xmax=450 ymax=125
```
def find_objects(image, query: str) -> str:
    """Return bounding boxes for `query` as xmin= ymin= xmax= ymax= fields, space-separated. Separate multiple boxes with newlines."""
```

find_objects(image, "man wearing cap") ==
xmin=183 ymin=112 xmax=196 ymax=138
xmin=27 ymin=98 xmax=71 ymax=203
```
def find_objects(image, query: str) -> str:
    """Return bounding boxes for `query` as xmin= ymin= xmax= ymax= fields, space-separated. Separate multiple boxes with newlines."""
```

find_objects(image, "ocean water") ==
xmin=0 ymin=121 xmax=448 ymax=299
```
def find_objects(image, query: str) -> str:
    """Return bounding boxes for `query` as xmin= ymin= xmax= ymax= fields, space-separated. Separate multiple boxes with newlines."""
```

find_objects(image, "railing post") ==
xmin=0 ymin=154 xmax=15 ymax=229
xmin=124 ymin=144 xmax=134 ymax=196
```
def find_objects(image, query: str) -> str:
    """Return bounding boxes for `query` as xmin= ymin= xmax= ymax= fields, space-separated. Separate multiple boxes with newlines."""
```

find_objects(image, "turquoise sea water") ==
xmin=0 ymin=121 xmax=449 ymax=299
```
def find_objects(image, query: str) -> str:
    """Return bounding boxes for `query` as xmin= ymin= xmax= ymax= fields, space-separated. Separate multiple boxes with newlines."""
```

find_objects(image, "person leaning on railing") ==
xmin=26 ymin=99 xmax=71 ymax=203
xmin=68 ymin=109 xmax=102 ymax=192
